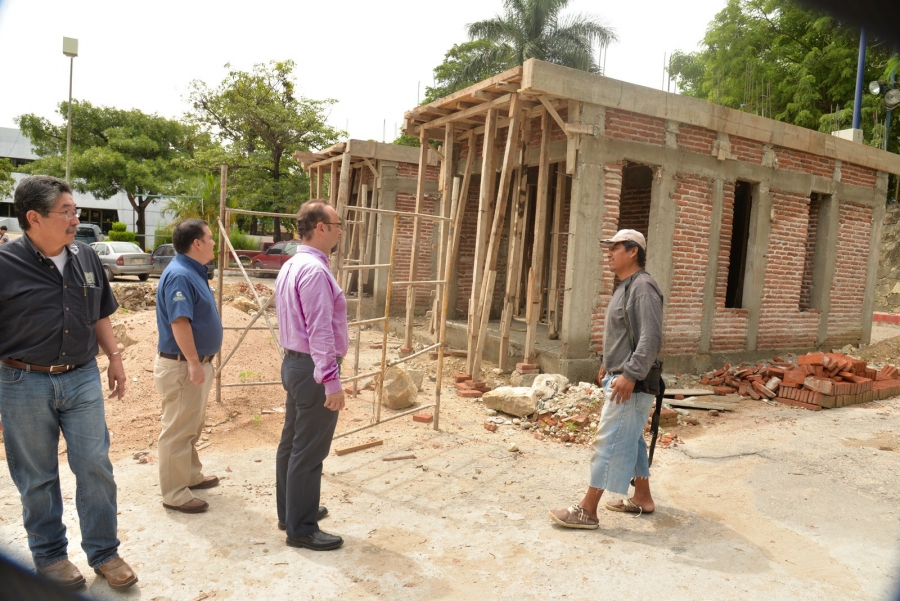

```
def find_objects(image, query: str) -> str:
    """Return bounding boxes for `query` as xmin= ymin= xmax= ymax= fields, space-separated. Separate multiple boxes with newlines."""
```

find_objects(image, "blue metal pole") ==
xmin=852 ymin=28 xmax=867 ymax=130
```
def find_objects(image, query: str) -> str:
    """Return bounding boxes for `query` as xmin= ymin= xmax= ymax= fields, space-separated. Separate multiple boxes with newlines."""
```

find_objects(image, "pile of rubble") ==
xmin=111 ymin=283 xmax=157 ymax=311
xmin=701 ymin=352 xmax=900 ymax=410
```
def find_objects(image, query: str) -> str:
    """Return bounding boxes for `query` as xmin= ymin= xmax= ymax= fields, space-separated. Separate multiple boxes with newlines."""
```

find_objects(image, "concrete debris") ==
xmin=380 ymin=366 xmax=418 ymax=409
xmin=509 ymin=370 xmax=538 ymax=387
xmin=481 ymin=386 xmax=541 ymax=417
xmin=531 ymin=374 xmax=569 ymax=401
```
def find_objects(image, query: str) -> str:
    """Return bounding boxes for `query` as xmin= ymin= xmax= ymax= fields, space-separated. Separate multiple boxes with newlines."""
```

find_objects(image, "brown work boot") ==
xmin=36 ymin=559 xmax=85 ymax=590
xmin=548 ymin=505 xmax=600 ymax=529
xmin=94 ymin=557 xmax=138 ymax=590
xmin=163 ymin=497 xmax=209 ymax=513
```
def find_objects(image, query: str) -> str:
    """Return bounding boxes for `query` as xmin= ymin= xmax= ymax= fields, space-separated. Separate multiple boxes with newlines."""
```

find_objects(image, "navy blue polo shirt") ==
xmin=0 ymin=235 xmax=118 ymax=366
xmin=156 ymin=254 xmax=222 ymax=356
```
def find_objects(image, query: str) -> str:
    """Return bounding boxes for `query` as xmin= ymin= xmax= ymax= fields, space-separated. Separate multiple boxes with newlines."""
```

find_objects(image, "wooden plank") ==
xmin=382 ymin=454 xmax=417 ymax=461
xmin=404 ymin=128 xmax=430 ymax=350
xmin=409 ymin=65 xmax=521 ymax=114
xmin=523 ymin=108 xmax=552 ymax=362
xmin=409 ymin=93 xmax=511 ymax=137
xmin=539 ymin=96 xmax=572 ymax=139
xmin=362 ymin=157 xmax=378 ymax=178
xmin=316 ymin=165 xmax=323 ymax=199
xmin=547 ymin=165 xmax=566 ymax=339
xmin=665 ymin=397 xmax=732 ymax=411
xmin=329 ymin=161 xmax=337 ymax=203
xmin=466 ymin=109 xmax=498 ymax=376
xmin=334 ymin=440 xmax=384 ymax=456
xmin=664 ymin=388 xmax=716 ymax=397
xmin=472 ymin=95 xmax=522 ymax=378
xmin=431 ymin=124 xmax=455 ymax=334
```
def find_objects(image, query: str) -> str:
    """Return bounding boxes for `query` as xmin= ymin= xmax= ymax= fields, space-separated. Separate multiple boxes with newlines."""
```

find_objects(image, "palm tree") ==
xmin=461 ymin=0 xmax=617 ymax=84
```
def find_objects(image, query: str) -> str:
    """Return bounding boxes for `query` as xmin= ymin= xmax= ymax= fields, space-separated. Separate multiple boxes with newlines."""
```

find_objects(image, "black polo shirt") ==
xmin=0 ymin=234 xmax=118 ymax=366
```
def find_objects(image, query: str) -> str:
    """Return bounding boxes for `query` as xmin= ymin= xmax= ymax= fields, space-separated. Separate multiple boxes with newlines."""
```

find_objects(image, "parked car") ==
xmin=89 ymin=241 xmax=151 ymax=281
xmin=150 ymin=244 xmax=216 ymax=280
xmin=75 ymin=224 xmax=104 ymax=244
xmin=249 ymin=241 xmax=300 ymax=273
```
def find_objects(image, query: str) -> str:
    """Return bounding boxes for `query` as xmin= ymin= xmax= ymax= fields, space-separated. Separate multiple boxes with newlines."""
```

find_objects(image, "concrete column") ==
xmin=699 ymin=177 xmax=725 ymax=353
xmin=645 ymin=165 xmax=677 ymax=309
xmin=559 ymin=103 xmax=605 ymax=381
xmin=862 ymin=173 xmax=890 ymax=344
xmin=373 ymin=161 xmax=399 ymax=312
xmin=743 ymin=183 xmax=773 ymax=351
xmin=813 ymin=194 xmax=840 ymax=346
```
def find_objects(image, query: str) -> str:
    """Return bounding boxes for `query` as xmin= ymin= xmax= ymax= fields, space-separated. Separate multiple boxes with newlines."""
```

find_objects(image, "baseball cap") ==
xmin=599 ymin=229 xmax=646 ymax=251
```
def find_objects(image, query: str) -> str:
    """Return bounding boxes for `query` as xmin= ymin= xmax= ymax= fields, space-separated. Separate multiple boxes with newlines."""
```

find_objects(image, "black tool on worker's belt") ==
xmin=621 ymin=270 xmax=665 ymax=476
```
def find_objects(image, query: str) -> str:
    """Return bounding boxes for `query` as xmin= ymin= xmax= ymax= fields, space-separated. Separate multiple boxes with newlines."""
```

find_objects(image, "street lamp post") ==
xmin=62 ymin=37 xmax=78 ymax=183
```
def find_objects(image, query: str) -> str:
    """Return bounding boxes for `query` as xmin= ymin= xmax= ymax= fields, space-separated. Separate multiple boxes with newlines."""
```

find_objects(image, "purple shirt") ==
xmin=276 ymin=245 xmax=348 ymax=395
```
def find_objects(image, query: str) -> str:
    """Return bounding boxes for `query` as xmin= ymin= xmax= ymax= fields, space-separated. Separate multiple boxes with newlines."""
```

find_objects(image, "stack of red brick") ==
xmin=701 ymin=352 xmax=900 ymax=411
xmin=453 ymin=373 xmax=492 ymax=398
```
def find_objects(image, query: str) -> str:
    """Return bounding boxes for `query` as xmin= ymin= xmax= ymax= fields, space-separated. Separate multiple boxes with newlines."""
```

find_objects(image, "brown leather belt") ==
xmin=158 ymin=352 xmax=216 ymax=363
xmin=1 ymin=359 xmax=77 ymax=374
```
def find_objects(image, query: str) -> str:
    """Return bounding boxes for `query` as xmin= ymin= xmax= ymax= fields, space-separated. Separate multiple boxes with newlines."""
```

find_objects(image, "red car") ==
xmin=250 ymin=241 xmax=300 ymax=273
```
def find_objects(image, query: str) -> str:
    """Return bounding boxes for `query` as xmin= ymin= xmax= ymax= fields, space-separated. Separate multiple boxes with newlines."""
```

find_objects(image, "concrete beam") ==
xmin=742 ymin=183 xmax=773 ymax=351
xmin=699 ymin=178 xmax=725 ymax=353
xmin=813 ymin=194 xmax=840 ymax=346
xmin=861 ymin=174 xmax=890 ymax=344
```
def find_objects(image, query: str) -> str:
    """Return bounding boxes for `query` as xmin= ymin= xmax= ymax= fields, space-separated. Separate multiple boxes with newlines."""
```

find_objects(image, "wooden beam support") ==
xmin=547 ymin=165 xmax=566 ymax=339
xmin=362 ymin=157 xmax=378 ymax=178
xmin=410 ymin=93 xmax=511 ymax=137
xmin=466 ymin=109 xmax=498 ymax=376
xmin=316 ymin=165 xmax=323 ymax=199
xmin=523 ymin=108 xmax=552 ymax=363
xmin=472 ymin=95 xmax=522 ymax=379
xmin=431 ymin=124 xmax=455 ymax=334
xmin=334 ymin=152 xmax=352 ymax=275
xmin=404 ymin=127 xmax=430 ymax=350
xmin=329 ymin=161 xmax=338 ymax=203
xmin=539 ymin=96 xmax=572 ymax=139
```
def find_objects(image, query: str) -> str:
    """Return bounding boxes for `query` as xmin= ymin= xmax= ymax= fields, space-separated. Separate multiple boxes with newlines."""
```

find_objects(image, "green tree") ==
xmin=0 ymin=158 xmax=13 ymax=199
xmin=668 ymin=0 xmax=897 ymax=152
xmin=16 ymin=101 xmax=201 ymax=241
xmin=187 ymin=60 xmax=343 ymax=241
xmin=452 ymin=0 xmax=616 ymax=88
xmin=424 ymin=40 xmax=502 ymax=102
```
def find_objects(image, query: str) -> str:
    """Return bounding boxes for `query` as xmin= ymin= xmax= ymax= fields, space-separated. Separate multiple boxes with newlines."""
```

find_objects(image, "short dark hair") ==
xmin=14 ymin=175 xmax=72 ymax=231
xmin=622 ymin=240 xmax=646 ymax=268
xmin=0 ymin=225 xmax=7 ymax=231
xmin=172 ymin=218 xmax=209 ymax=254
xmin=297 ymin=200 xmax=331 ymax=241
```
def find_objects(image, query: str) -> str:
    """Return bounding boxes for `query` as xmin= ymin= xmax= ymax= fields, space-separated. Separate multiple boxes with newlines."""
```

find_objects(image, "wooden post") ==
xmin=498 ymin=117 xmax=532 ymax=370
xmin=329 ymin=161 xmax=338 ymax=203
xmin=466 ymin=108 xmax=498 ymax=376
xmin=523 ymin=109 xmax=552 ymax=363
xmin=435 ymin=178 xmax=461 ymax=432
xmin=431 ymin=124 xmax=455 ymax=334
xmin=317 ymin=165 xmax=323 ymax=199
xmin=334 ymin=152 xmax=352 ymax=276
xmin=374 ymin=214 xmax=401 ymax=423
xmin=215 ymin=164 xmax=227 ymax=405
xmin=547 ymin=165 xmax=566 ymax=339
xmin=403 ymin=128 xmax=430 ymax=351
xmin=472 ymin=96 xmax=522 ymax=378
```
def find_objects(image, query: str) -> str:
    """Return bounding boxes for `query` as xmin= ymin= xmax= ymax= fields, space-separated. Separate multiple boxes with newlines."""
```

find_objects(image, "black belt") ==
xmin=158 ymin=352 xmax=216 ymax=363
xmin=285 ymin=349 xmax=342 ymax=365
xmin=1 ymin=358 xmax=83 ymax=374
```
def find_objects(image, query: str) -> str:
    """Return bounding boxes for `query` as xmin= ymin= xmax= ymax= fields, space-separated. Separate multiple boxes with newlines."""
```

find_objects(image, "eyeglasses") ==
xmin=323 ymin=221 xmax=343 ymax=228
xmin=49 ymin=208 xmax=81 ymax=219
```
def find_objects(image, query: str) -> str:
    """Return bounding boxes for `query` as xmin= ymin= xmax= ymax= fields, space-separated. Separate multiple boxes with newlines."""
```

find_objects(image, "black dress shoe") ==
xmin=278 ymin=506 xmax=327 ymax=530
xmin=286 ymin=530 xmax=343 ymax=551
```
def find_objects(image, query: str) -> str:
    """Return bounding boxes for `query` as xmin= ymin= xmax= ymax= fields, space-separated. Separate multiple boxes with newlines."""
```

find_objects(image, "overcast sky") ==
xmin=0 ymin=0 xmax=726 ymax=146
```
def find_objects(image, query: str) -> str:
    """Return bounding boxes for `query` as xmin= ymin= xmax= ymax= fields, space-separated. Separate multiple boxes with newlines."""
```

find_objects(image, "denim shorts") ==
xmin=588 ymin=374 xmax=656 ymax=495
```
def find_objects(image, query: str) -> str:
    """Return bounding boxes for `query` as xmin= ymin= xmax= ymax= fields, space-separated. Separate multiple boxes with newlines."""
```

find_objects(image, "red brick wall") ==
xmin=730 ymin=136 xmax=765 ymax=164
xmin=661 ymin=175 xmax=715 ymax=355
xmin=827 ymin=201 xmax=873 ymax=344
xmin=396 ymin=162 xmax=441 ymax=182
xmin=676 ymin=124 xmax=717 ymax=156
xmin=392 ymin=192 xmax=435 ymax=309
xmin=590 ymin=163 xmax=624 ymax=353
xmin=756 ymin=190 xmax=820 ymax=349
xmin=799 ymin=193 xmax=821 ymax=311
xmin=775 ymin=147 xmax=834 ymax=178
xmin=605 ymin=109 xmax=665 ymax=146
xmin=842 ymin=163 xmax=878 ymax=188
xmin=710 ymin=182 xmax=749 ymax=351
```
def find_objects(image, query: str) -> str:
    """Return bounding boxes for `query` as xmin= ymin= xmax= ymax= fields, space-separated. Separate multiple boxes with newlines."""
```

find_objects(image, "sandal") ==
xmin=548 ymin=505 xmax=599 ymax=529
xmin=605 ymin=498 xmax=653 ymax=515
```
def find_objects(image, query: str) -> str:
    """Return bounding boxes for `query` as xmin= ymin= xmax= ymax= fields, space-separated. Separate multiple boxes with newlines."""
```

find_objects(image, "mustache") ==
xmin=66 ymin=227 xmax=77 ymax=234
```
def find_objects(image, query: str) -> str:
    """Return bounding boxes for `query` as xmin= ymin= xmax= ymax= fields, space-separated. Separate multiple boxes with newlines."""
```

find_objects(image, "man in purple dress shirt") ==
xmin=274 ymin=201 xmax=348 ymax=551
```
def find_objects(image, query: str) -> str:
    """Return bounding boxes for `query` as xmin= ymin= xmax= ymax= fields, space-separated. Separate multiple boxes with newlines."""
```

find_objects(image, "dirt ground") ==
xmin=1 ymin=283 xmax=899 ymax=600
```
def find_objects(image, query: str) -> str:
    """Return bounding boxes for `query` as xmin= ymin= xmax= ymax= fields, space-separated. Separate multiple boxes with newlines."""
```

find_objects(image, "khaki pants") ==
xmin=154 ymin=356 xmax=215 ymax=506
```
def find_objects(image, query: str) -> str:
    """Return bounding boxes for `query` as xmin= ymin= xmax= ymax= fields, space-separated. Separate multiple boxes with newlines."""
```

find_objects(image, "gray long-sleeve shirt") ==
xmin=602 ymin=270 xmax=664 ymax=383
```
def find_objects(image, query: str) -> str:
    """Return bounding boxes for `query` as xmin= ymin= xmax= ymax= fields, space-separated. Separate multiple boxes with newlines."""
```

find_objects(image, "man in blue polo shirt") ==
xmin=154 ymin=219 xmax=222 ymax=514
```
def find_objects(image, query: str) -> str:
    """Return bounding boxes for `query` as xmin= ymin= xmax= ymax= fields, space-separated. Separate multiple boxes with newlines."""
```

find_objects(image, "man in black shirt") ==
xmin=0 ymin=176 xmax=137 ymax=591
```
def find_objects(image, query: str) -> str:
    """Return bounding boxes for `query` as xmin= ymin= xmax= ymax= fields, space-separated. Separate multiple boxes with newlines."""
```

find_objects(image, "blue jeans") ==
xmin=588 ymin=374 xmax=656 ymax=495
xmin=0 ymin=359 xmax=120 ymax=569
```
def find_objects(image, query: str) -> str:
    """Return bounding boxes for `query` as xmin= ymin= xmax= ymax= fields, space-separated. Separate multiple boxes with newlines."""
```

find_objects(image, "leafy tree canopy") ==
xmin=187 ymin=60 xmax=343 ymax=240
xmin=0 ymin=158 xmax=13 ymax=199
xmin=16 ymin=101 xmax=201 ymax=239
xmin=669 ymin=0 xmax=898 ymax=151
xmin=428 ymin=0 xmax=616 ymax=101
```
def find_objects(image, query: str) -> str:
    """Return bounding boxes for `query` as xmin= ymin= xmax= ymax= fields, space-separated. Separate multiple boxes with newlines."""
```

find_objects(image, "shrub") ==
xmin=229 ymin=228 xmax=258 ymax=250
xmin=108 ymin=222 xmax=137 ymax=242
